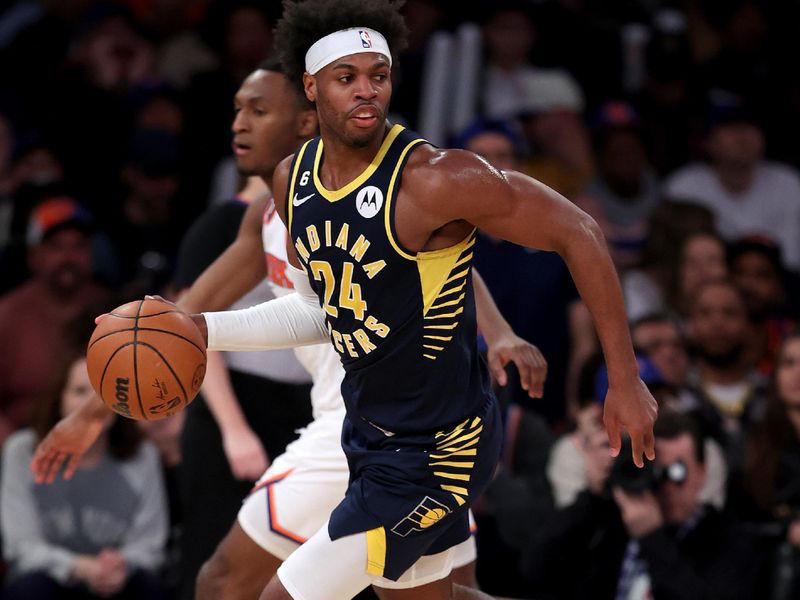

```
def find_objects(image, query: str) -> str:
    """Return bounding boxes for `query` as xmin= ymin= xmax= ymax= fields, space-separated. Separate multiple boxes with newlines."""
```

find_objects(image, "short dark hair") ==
xmin=253 ymin=57 xmax=313 ymax=110
xmin=654 ymin=410 xmax=705 ymax=464
xmin=275 ymin=0 xmax=409 ymax=96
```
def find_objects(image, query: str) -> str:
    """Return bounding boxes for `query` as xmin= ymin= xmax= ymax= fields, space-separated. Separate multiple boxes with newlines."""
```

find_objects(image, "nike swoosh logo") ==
xmin=292 ymin=193 xmax=315 ymax=206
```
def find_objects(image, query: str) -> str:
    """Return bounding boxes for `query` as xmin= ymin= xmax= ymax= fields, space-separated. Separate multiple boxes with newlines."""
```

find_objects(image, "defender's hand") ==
xmin=603 ymin=378 xmax=657 ymax=467
xmin=487 ymin=333 xmax=548 ymax=398
xmin=223 ymin=424 xmax=270 ymax=481
xmin=31 ymin=407 xmax=108 ymax=484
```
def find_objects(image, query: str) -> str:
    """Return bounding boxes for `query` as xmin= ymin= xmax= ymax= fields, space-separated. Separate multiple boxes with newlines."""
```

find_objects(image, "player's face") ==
xmin=232 ymin=70 xmax=306 ymax=177
xmin=306 ymin=53 xmax=391 ymax=148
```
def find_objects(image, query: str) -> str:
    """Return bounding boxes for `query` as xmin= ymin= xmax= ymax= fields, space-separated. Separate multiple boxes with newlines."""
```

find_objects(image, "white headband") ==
xmin=305 ymin=27 xmax=392 ymax=75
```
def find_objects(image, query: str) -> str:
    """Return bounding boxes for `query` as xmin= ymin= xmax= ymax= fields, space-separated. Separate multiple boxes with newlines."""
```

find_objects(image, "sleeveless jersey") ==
xmin=286 ymin=124 xmax=491 ymax=435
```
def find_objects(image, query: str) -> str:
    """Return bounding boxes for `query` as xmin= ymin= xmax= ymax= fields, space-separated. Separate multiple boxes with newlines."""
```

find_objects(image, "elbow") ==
xmin=558 ymin=211 xmax=606 ymax=258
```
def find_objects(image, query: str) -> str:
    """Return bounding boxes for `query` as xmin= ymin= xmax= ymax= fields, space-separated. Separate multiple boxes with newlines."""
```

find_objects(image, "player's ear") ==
xmin=297 ymin=109 xmax=318 ymax=138
xmin=303 ymin=72 xmax=316 ymax=102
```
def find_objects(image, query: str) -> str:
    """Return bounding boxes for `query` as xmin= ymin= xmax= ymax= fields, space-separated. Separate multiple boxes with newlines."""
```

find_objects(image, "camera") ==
xmin=607 ymin=438 xmax=687 ymax=493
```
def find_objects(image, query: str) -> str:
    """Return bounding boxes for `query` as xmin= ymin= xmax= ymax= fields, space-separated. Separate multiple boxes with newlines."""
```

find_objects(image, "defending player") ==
xmin=30 ymin=60 xmax=546 ymax=599
xmin=193 ymin=1 xmax=657 ymax=598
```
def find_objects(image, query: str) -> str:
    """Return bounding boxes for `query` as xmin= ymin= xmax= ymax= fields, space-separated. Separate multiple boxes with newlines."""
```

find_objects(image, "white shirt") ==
xmin=664 ymin=161 xmax=800 ymax=270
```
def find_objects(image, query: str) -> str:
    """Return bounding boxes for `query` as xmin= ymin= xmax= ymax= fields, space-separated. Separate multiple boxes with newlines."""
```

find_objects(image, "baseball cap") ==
xmin=518 ymin=69 xmax=585 ymax=117
xmin=26 ymin=197 xmax=93 ymax=246
xmin=705 ymin=89 xmax=761 ymax=132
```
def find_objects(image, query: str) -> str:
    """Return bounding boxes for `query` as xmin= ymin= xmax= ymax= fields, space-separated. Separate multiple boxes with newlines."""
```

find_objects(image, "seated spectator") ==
xmin=625 ymin=228 xmax=727 ymax=321
xmin=685 ymin=279 xmax=768 ymax=468
xmin=728 ymin=236 xmax=796 ymax=375
xmin=621 ymin=201 xmax=718 ymax=321
xmin=1 ymin=351 xmax=169 ymax=599
xmin=574 ymin=101 xmax=662 ymax=270
xmin=0 ymin=197 xmax=109 ymax=446
xmin=730 ymin=331 xmax=800 ymax=600
xmin=664 ymin=94 xmax=800 ymax=272
xmin=516 ymin=70 xmax=593 ymax=199
xmin=525 ymin=411 xmax=766 ymax=599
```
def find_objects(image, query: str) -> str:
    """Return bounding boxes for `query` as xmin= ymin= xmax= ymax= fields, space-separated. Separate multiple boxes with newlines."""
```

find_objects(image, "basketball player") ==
xmin=31 ymin=61 xmax=547 ymax=599
xmin=190 ymin=1 xmax=657 ymax=599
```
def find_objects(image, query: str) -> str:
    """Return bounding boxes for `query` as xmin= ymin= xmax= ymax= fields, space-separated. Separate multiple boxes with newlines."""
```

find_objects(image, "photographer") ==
xmin=522 ymin=410 xmax=765 ymax=599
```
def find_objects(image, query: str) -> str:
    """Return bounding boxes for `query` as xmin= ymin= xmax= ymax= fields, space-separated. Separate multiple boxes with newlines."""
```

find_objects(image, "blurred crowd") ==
xmin=1 ymin=0 xmax=800 ymax=598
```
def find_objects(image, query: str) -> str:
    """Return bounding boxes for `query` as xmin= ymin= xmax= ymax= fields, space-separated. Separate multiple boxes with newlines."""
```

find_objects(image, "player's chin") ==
xmin=346 ymin=121 xmax=382 ymax=147
xmin=235 ymin=157 xmax=259 ymax=176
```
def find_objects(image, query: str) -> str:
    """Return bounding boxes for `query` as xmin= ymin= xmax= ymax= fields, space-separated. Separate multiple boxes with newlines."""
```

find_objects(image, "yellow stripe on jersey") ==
xmin=314 ymin=124 xmax=405 ymax=202
xmin=384 ymin=138 xmax=426 ymax=261
xmin=287 ymin=140 xmax=312 ymax=234
xmin=417 ymin=233 xmax=475 ymax=316
xmin=365 ymin=527 xmax=387 ymax=576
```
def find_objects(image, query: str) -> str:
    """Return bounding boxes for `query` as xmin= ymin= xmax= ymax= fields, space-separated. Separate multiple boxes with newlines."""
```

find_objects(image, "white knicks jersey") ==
xmin=263 ymin=199 xmax=346 ymax=420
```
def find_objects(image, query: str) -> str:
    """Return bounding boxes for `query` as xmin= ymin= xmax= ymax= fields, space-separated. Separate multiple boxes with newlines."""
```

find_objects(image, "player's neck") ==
xmin=317 ymin=124 xmax=390 ymax=190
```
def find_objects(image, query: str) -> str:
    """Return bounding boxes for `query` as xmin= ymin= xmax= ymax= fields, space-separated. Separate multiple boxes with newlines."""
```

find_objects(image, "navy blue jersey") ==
xmin=286 ymin=124 xmax=491 ymax=436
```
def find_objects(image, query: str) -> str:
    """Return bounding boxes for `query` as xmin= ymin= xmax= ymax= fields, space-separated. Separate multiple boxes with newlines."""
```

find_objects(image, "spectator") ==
xmin=732 ymin=331 xmax=800 ymax=598
xmin=624 ymin=227 xmax=727 ymax=321
xmin=525 ymin=410 xmax=765 ymax=599
xmin=108 ymin=128 xmax=186 ymax=296
xmin=0 ymin=197 xmax=108 ymax=445
xmin=729 ymin=236 xmax=797 ymax=375
xmin=575 ymin=101 xmax=662 ymax=270
xmin=685 ymin=279 xmax=767 ymax=466
xmin=516 ymin=68 xmax=593 ymax=199
xmin=664 ymin=95 xmax=800 ymax=271
xmin=1 ymin=351 xmax=169 ymax=599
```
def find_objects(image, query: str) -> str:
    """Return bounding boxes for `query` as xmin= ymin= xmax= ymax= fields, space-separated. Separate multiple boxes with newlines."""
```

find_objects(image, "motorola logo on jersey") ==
xmin=355 ymin=186 xmax=383 ymax=219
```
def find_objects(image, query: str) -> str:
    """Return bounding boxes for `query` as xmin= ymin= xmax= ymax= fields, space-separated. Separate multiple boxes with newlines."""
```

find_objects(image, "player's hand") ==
xmin=31 ymin=401 xmax=109 ymax=484
xmin=94 ymin=295 xmax=178 ymax=325
xmin=603 ymin=377 xmax=657 ymax=467
xmin=222 ymin=424 xmax=270 ymax=481
xmin=487 ymin=332 xmax=547 ymax=398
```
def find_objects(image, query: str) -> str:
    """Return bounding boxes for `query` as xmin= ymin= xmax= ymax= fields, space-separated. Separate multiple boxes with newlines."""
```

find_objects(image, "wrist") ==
xmin=191 ymin=313 xmax=208 ymax=346
xmin=481 ymin=322 xmax=514 ymax=347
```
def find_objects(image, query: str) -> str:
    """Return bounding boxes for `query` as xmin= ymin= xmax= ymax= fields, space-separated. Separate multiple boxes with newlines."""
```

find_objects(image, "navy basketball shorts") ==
xmin=328 ymin=393 xmax=502 ymax=581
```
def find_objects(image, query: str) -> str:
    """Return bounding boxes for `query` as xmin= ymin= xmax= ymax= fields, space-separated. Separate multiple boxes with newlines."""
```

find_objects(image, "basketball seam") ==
xmin=136 ymin=341 xmax=189 ymax=414
xmin=133 ymin=300 xmax=148 ymax=420
xmin=89 ymin=327 xmax=205 ymax=354
xmin=108 ymin=309 xmax=182 ymax=319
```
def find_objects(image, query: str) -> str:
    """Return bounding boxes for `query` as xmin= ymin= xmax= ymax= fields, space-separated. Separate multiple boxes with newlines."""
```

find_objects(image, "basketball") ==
xmin=86 ymin=298 xmax=207 ymax=420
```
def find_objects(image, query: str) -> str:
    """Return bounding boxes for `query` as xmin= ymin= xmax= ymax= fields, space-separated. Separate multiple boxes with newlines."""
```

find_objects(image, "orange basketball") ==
xmin=86 ymin=298 xmax=207 ymax=420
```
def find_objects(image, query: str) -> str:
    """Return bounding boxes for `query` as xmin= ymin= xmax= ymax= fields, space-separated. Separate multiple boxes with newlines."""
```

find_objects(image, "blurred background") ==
xmin=1 ymin=0 xmax=800 ymax=598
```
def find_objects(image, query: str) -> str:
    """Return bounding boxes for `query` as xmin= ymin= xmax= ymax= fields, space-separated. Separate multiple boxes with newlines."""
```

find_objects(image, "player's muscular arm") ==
xmin=411 ymin=150 xmax=656 ymax=464
xmin=178 ymin=195 xmax=270 ymax=314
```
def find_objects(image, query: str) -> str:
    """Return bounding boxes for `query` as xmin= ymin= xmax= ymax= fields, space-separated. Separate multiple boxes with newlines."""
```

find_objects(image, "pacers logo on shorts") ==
xmin=391 ymin=496 xmax=451 ymax=537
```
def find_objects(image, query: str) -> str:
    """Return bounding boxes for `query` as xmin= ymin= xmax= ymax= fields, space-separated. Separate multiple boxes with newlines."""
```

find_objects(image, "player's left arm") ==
xmin=473 ymin=270 xmax=547 ymax=398
xmin=415 ymin=151 xmax=656 ymax=465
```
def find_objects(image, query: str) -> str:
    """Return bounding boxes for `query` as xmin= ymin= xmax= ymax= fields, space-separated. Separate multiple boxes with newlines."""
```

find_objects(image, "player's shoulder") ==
xmin=404 ymin=146 xmax=505 ymax=195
